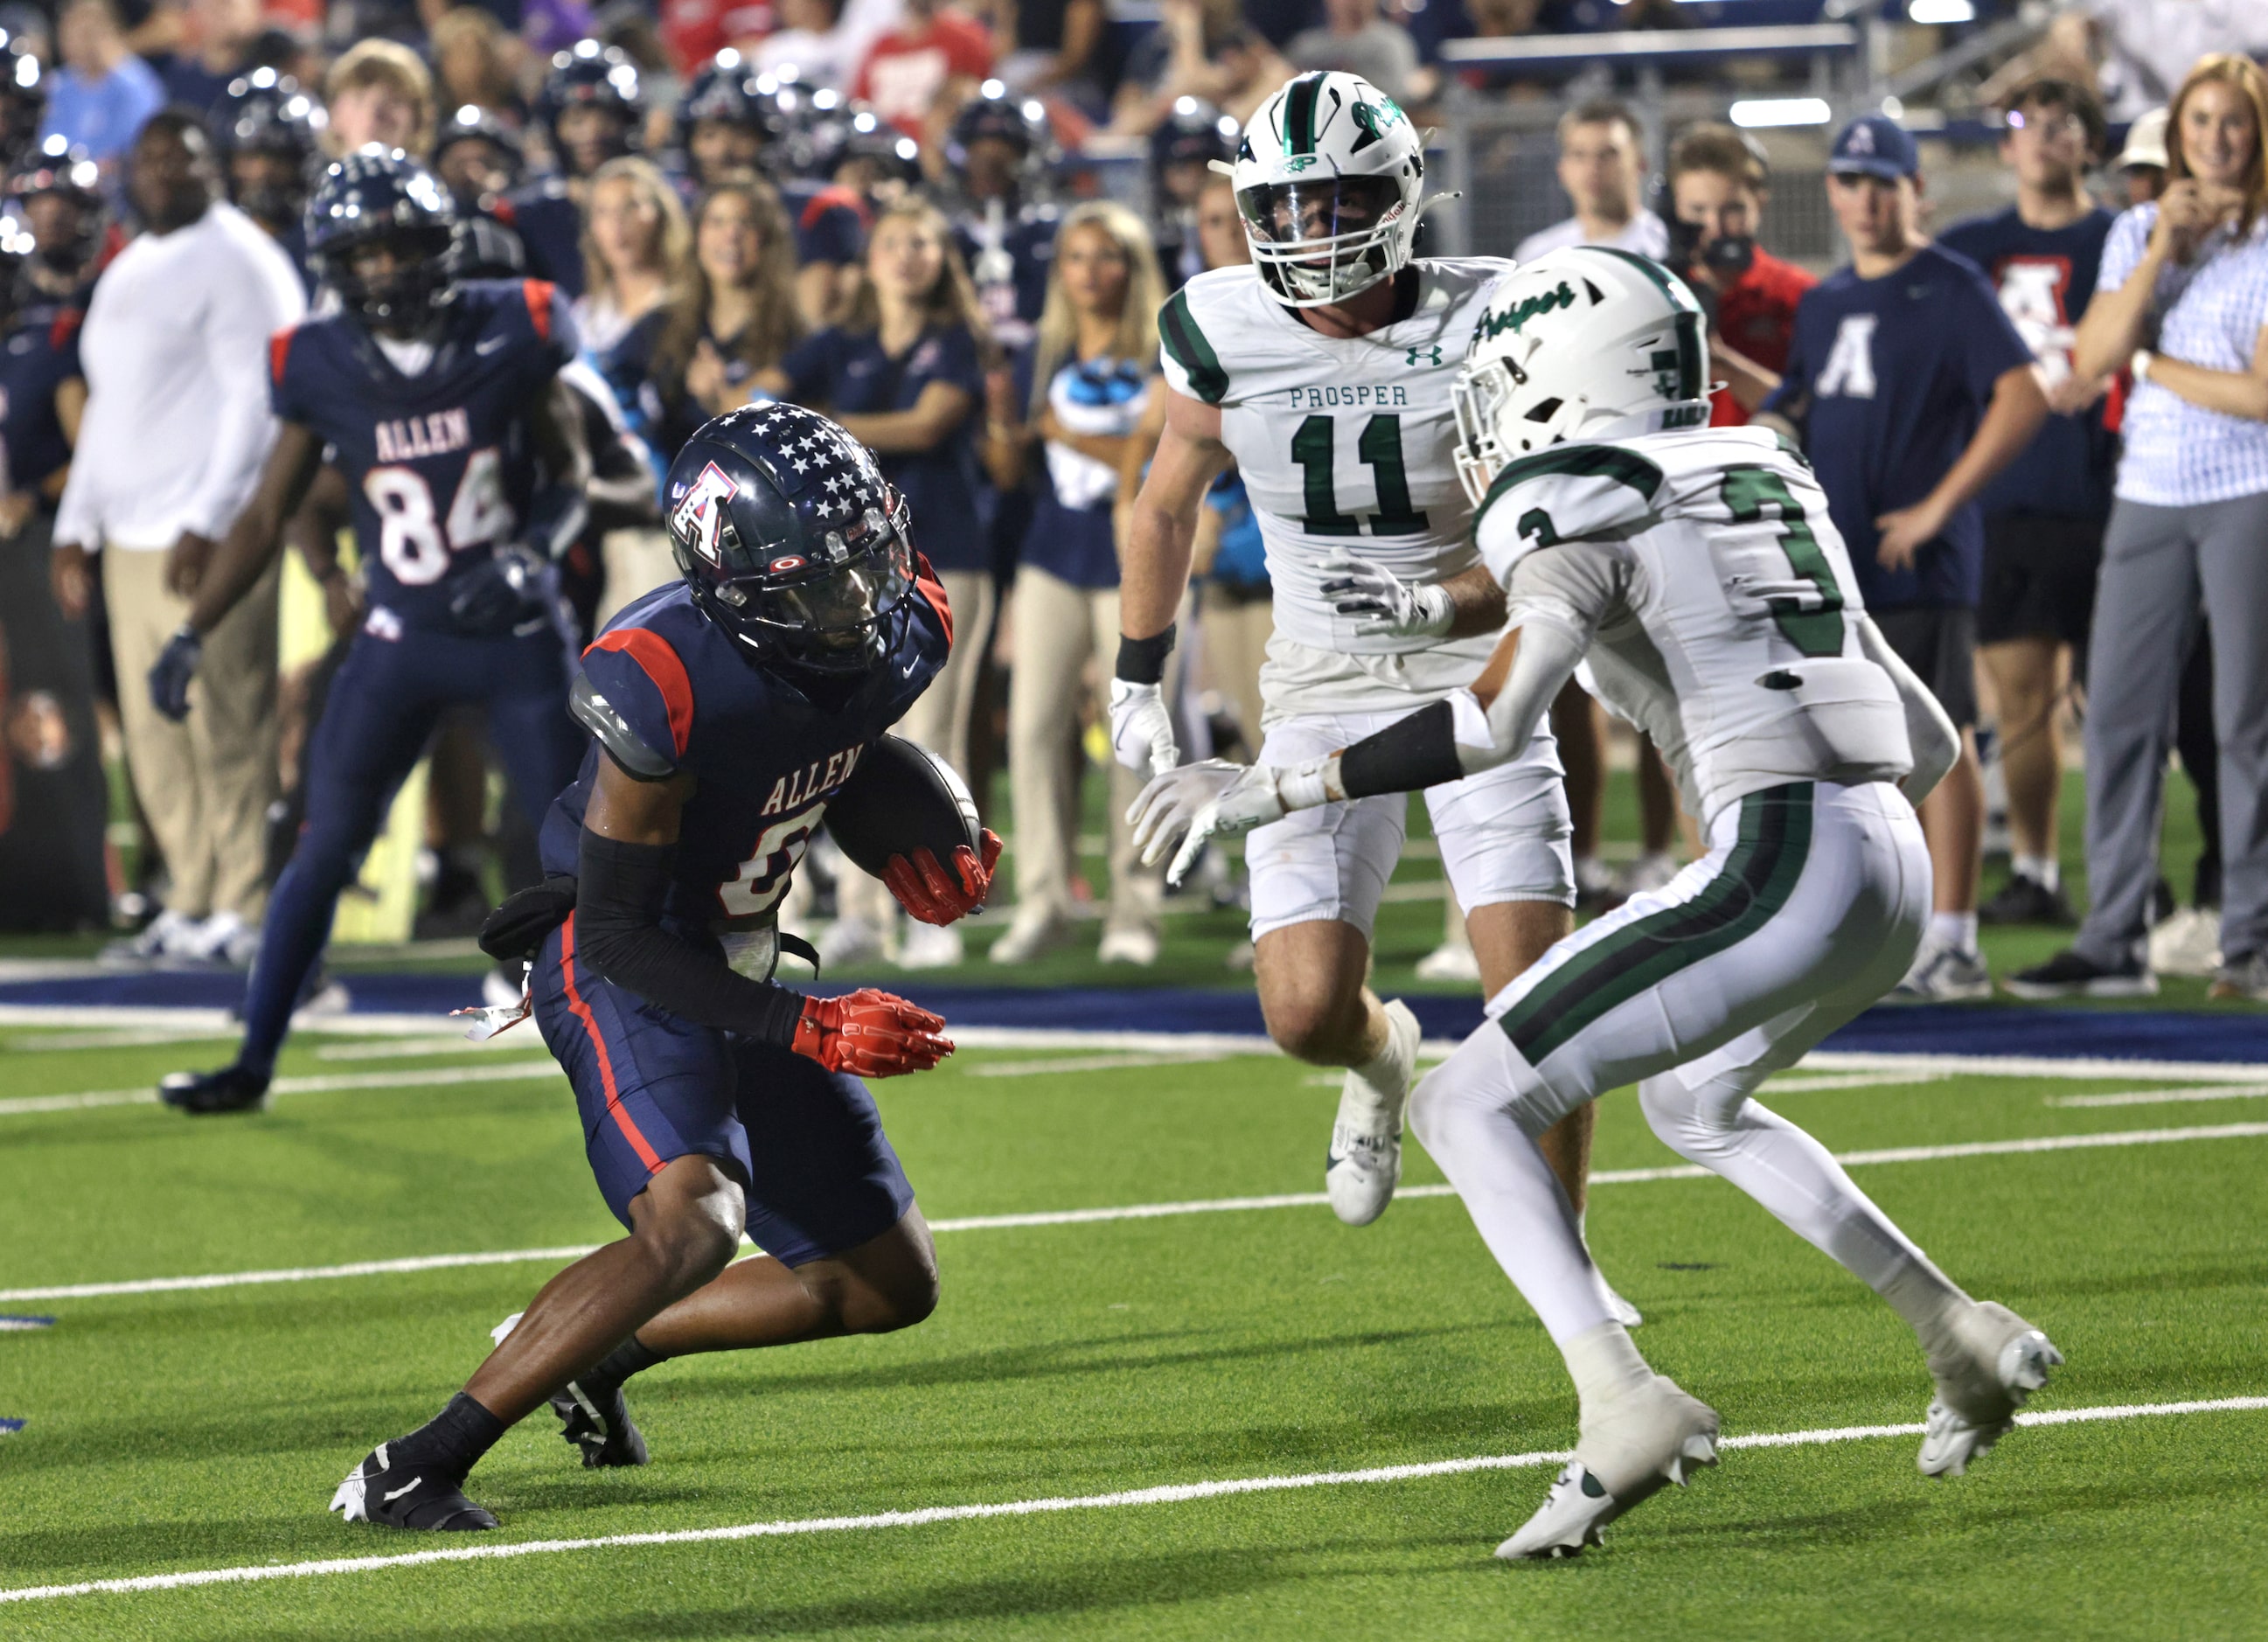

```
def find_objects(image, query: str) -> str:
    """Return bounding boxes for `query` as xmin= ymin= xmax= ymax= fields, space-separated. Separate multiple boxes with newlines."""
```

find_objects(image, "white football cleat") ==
xmin=1497 ymin=1375 xmax=1720 ymax=1559
xmin=1326 ymin=999 xmax=1420 ymax=1226
xmin=1917 ymin=1300 xmax=2062 ymax=1478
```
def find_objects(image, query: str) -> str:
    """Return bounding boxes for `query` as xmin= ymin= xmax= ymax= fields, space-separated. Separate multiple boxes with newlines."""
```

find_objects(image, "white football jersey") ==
xmin=1474 ymin=426 xmax=1916 ymax=824
xmin=1159 ymin=258 xmax=1513 ymax=658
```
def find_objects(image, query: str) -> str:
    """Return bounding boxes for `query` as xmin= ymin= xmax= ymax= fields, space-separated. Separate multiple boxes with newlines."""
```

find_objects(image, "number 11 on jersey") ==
xmin=1291 ymin=413 xmax=1430 ymax=537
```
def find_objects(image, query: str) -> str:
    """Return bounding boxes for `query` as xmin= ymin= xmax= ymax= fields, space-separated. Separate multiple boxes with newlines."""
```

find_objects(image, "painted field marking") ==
xmin=7 ymin=1119 xmax=2265 ymax=1305
xmin=966 ymin=1052 xmax=1234 ymax=1079
xmin=2046 ymin=1084 xmax=2268 ymax=1109
xmin=0 ymin=1061 xmax=566 ymax=1116
xmin=2 ymin=1396 xmax=2262 ymax=1606
xmin=5 ymin=1028 xmax=243 ymax=1052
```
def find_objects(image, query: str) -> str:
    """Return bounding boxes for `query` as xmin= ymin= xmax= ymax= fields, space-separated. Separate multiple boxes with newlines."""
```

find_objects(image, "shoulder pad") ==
xmin=1158 ymin=279 xmax=1232 ymax=404
xmin=570 ymin=671 xmax=678 ymax=782
xmin=1474 ymin=442 xmax=1666 ymax=579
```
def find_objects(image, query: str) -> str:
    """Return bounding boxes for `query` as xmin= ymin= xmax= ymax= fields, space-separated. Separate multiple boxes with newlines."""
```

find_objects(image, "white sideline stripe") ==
xmin=966 ymin=1052 xmax=1232 ymax=1078
xmin=3 ymin=1396 xmax=2263 ymax=1607
xmin=1796 ymin=1050 xmax=2268 ymax=1083
xmin=7 ymin=1120 xmax=2265 ymax=1305
xmin=2047 ymin=1084 xmax=2268 ymax=1109
xmin=0 ymin=1061 xmax=565 ymax=1115
xmin=8 ymin=1028 xmax=244 ymax=1052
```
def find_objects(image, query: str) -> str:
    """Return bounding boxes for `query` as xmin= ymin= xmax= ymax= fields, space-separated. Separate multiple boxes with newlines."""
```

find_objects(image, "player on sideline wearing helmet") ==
xmin=945 ymin=82 xmax=1061 ymax=351
xmin=1116 ymin=73 xmax=1627 ymax=1313
xmin=330 ymin=402 xmax=993 ymax=1532
xmin=1138 ymin=247 xmax=2061 ymax=1558
xmin=508 ymin=39 xmax=645 ymax=297
xmin=209 ymin=67 xmax=324 ymax=289
xmin=150 ymin=149 xmax=597 ymax=1113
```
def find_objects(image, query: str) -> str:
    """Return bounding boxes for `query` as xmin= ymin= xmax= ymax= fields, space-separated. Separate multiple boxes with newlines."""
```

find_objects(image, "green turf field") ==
xmin=3 ymin=1022 xmax=2265 ymax=1639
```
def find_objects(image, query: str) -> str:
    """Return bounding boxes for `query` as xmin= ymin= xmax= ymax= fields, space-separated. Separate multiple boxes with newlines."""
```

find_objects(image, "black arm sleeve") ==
xmin=574 ymin=830 xmax=806 ymax=1047
xmin=1336 ymin=699 xmax=1467 ymax=800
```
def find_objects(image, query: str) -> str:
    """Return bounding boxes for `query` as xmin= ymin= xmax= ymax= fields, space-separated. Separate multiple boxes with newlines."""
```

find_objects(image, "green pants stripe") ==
xmin=1500 ymin=783 xmax=1815 ymax=1065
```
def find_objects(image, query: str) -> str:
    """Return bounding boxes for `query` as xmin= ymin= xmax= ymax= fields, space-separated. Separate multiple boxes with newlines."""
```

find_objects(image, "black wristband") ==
xmin=1337 ymin=699 xmax=1467 ymax=799
xmin=575 ymin=830 xmax=805 ymax=1047
xmin=1115 ymin=623 xmax=1177 ymax=685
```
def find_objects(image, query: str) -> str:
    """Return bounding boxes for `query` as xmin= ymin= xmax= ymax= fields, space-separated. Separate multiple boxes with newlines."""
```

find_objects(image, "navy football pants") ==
xmin=237 ymin=620 xmax=584 ymax=1075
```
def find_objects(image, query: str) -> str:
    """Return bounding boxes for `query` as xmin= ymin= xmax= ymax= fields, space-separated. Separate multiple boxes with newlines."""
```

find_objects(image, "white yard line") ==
xmin=2046 ymin=1084 xmax=2268 ymax=1109
xmin=966 ymin=1053 xmax=1234 ymax=1078
xmin=3 ymin=1395 xmax=2261 ymax=1606
xmin=7 ymin=1119 xmax=2264 ymax=1305
xmin=5 ymin=1028 xmax=245 ymax=1052
xmin=0 ymin=1061 xmax=565 ymax=1116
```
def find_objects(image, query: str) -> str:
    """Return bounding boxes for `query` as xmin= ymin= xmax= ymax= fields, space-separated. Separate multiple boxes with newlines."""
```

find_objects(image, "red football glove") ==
xmin=882 ymin=828 xmax=1003 ymax=926
xmin=793 ymin=988 xmax=953 ymax=1077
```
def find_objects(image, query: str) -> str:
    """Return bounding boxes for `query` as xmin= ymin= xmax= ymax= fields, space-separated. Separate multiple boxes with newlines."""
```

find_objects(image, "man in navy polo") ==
xmin=1762 ymin=114 xmax=2047 ymax=999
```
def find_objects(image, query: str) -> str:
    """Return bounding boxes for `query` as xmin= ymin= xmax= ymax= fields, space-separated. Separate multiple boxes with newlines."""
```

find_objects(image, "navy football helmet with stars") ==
xmin=306 ymin=147 xmax=459 ymax=333
xmin=664 ymin=403 xmax=915 ymax=677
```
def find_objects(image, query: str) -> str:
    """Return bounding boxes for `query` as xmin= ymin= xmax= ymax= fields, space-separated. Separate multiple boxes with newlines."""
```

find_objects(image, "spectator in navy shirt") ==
xmin=980 ymin=200 xmax=1165 ymax=967
xmin=1764 ymin=115 xmax=2047 ymax=1000
xmin=1939 ymin=78 xmax=2117 ymax=932
xmin=762 ymin=198 xmax=996 ymax=969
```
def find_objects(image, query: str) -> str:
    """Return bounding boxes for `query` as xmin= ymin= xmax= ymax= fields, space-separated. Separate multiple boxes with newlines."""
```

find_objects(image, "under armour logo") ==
xmin=1407 ymin=344 xmax=1443 ymax=366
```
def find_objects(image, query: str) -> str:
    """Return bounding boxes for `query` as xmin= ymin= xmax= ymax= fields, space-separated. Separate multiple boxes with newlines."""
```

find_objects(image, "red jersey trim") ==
xmin=589 ymin=628 xmax=696 ymax=757
xmin=523 ymin=278 xmax=558 ymax=344
xmin=913 ymin=551 xmax=953 ymax=649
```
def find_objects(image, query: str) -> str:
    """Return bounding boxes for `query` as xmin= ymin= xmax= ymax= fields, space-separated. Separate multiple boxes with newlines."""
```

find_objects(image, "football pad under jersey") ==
xmin=1474 ymin=426 xmax=1916 ymax=824
xmin=1158 ymin=258 xmax=1514 ymax=655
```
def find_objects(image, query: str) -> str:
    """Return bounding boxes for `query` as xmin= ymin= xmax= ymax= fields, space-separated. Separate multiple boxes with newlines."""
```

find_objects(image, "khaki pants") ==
xmin=1198 ymin=583 xmax=1272 ymax=761
xmin=838 ymin=568 xmax=998 ymax=929
xmin=105 ymin=546 xmax=280 ymax=920
xmin=1006 ymin=565 xmax=1162 ymax=935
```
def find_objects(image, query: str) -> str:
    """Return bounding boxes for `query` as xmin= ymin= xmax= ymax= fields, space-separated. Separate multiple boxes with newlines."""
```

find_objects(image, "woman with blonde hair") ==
xmin=430 ymin=6 xmax=526 ymax=126
xmin=651 ymin=177 xmax=805 ymax=454
xmin=980 ymin=199 xmax=1166 ymax=964
xmin=757 ymin=198 xmax=998 ymax=968
xmin=324 ymin=39 xmax=434 ymax=156
xmin=577 ymin=156 xmax=694 ymax=620
xmin=2020 ymin=53 xmax=2268 ymax=1000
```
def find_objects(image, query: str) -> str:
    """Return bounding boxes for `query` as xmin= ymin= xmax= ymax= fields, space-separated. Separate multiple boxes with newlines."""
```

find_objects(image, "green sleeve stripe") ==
xmin=1159 ymin=289 xmax=1228 ymax=405
xmin=1478 ymin=443 xmax=1666 ymax=521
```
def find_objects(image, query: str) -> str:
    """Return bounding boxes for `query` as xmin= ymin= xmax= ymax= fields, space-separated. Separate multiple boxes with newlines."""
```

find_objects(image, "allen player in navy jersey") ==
xmin=329 ymin=402 xmax=997 ymax=1532
xmin=150 ymin=149 xmax=596 ymax=1113
xmin=1938 ymin=79 xmax=2117 ymax=929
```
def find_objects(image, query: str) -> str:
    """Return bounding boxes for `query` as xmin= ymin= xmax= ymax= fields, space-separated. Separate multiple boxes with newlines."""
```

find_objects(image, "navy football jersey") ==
xmin=502 ymin=181 xmax=587 ymax=299
xmin=0 ymin=300 xmax=83 ymax=497
xmin=269 ymin=278 xmax=580 ymax=630
xmin=539 ymin=571 xmax=953 ymax=933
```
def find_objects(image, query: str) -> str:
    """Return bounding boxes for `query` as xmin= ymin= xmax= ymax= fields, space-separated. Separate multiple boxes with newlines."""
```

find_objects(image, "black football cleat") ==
xmin=330 ymin=1442 xmax=498 ymax=1531
xmin=158 ymin=1062 xmax=271 ymax=1115
xmin=553 ymin=1379 xmax=650 ymax=1469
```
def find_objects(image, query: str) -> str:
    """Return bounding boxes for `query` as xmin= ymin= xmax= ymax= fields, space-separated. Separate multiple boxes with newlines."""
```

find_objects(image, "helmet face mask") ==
xmin=1233 ymin=73 xmax=1430 ymax=310
xmin=306 ymin=150 xmax=460 ymax=337
xmin=666 ymin=406 xmax=917 ymax=678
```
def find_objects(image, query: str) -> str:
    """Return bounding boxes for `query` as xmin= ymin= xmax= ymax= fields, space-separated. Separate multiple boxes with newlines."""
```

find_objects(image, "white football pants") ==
xmin=1409 ymin=779 xmax=1965 ymax=1344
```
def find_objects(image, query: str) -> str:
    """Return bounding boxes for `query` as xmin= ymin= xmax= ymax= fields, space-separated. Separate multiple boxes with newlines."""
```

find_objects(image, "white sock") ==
xmin=1927 ymin=910 xmax=1979 ymax=955
xmin=1405 ymin=1038 xmax=1612 ymax=1343
xmin=2014 ymin=854 xmax=2059 ymax=892
xmin=1563 ymin=1321 xmax=1654 ymax=1416
xmin=1349 ymin=1006 xmax=1410 ymax=1105
xmin=1638 ymin=1070 xmax=1965 ymax=1334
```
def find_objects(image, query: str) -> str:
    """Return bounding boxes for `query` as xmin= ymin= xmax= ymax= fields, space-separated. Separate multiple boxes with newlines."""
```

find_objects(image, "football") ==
xmin=826 ymin=734 xmax=984 ymax=877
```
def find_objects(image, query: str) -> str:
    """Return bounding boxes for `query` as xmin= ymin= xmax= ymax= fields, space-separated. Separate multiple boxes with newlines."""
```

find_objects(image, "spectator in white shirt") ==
xmin=51 ymin=110 xmax=306 ymax=963
xmin=1513 ymin=98 xmax=1670 ymax=261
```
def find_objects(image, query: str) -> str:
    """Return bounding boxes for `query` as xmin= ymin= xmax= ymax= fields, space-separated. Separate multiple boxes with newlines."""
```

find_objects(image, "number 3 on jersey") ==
xmin=365 ymin=446 xmax=514 ymax=584
xmin=1291 ymin=413 xmax=1430 ymax=537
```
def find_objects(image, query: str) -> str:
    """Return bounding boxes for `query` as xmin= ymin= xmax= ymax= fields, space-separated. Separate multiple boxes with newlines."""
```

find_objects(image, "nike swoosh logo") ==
xmin=382 ymin=1477 xmax=423 ymax=1502
xmin=477 ymin=336 xmax=508 ymax=355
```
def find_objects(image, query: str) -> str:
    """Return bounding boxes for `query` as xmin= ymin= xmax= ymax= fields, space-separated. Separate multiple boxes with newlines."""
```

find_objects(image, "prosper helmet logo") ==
xmin=1475 ymin=281 xmax=1577 ymax=343
xmin=671 ymin=462 xmax=741 ymax=566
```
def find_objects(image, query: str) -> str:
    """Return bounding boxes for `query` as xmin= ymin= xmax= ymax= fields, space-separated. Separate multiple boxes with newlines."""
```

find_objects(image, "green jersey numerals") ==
xmin=1719 ymin=465 xmax=1844 ymax=657
xmin=1291 ymin=413 xmax=1430 ymax=537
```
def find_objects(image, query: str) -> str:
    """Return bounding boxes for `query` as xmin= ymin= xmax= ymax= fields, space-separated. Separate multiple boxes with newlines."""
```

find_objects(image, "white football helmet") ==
xmin=1451 ymin=246 xmax=1715 ymax=504
xmin=1232 ymin=71 xmax=1434 ymax=308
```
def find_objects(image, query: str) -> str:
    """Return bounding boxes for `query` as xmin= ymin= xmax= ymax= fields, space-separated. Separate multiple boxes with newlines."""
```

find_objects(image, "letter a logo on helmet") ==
xmin=671 ymin=462 xmax=741 ymax=566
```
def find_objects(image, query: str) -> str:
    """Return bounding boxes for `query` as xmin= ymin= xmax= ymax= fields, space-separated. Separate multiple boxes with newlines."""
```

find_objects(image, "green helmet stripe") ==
xmin=1159 ymin=289 xmax=1228 ymax=404
xmin=1585 ymin=246 xmax=1705 ymax=399
xmin=1284 ymin=73 xmax=1325 ymax=156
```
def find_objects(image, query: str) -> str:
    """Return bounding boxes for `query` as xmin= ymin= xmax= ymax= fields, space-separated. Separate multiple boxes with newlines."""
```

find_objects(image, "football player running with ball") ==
xmin=1118 ymin=73 xmax=1631 ymax=1316
xmin=333 ymin=403 xmax=997 ymax=1530
xmin=1137 ymin=247 xmax=2061 ymax=1558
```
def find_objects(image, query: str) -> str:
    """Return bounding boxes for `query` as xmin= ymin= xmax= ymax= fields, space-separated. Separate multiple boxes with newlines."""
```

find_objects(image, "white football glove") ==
xmin=1318 ymin=547 xmax=1454 ymax=638
xmin=1127 ymin=757 xmax=1341 ymax=887
xmin=1108 ymin=678 xmax=1179 ymax=776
